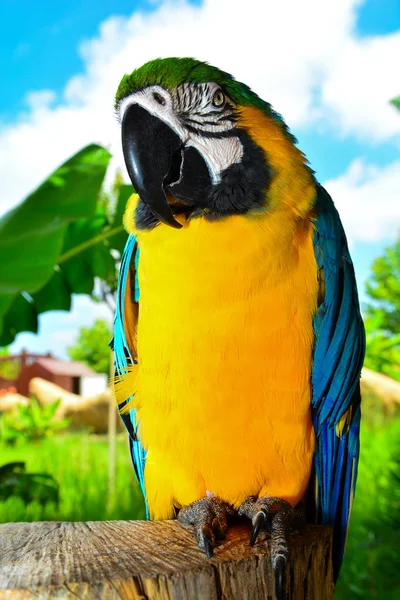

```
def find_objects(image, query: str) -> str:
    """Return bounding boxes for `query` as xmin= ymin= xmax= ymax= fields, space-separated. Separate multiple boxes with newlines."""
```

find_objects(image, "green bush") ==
xmin=0 ymin=397 xmax=69 ymax=446
xmin=363 ymin=237 xmax=400 ymax=382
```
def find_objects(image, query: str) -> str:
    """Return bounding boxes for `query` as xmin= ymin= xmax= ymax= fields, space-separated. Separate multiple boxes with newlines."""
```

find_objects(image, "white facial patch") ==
xmin=118 ymin=86 xmax=189 ymax=144
xmin=187 ymin=135 xmax=243 ymax=184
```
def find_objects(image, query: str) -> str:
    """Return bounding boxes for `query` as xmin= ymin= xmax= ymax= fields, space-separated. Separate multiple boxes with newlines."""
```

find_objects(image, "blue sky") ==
xmin=0 ymin=0 xmax=399 ymax=357
xmin=1 ymin=1 xmax=159 ymax=118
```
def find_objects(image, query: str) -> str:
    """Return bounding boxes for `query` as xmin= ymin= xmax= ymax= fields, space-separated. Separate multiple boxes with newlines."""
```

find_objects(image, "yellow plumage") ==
xmin=116 ymin=106 xmax=319 ymax=519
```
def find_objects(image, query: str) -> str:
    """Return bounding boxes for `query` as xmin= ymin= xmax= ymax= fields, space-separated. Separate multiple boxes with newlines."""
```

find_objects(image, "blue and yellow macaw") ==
xmin=112 ymin=57 xmax=365 ymax=596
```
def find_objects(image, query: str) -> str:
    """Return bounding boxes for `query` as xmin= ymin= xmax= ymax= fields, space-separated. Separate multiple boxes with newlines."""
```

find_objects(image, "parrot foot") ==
xmin=238 ymin=496 xmax=296 ymax=600
xmin=177 ymin=495 xmax=236 ymax=559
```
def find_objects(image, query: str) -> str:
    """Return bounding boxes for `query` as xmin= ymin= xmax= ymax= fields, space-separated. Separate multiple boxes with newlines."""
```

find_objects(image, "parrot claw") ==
xmin=201 ymin=525 xmax=214 ymax=559
xmin=178 ymin=496 xmax=235 ymax=559
xmin=250 ymin=510 xmax=266 ymax=546
xmin=274 ymin=555 xmax=286 ymax=600
xmin=239 ymin=496 xmax=297 ymax=600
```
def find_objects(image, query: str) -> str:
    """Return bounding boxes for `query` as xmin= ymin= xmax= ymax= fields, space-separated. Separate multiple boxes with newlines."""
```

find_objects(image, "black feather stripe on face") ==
xmin=183 ymin=125 xmax=238 ymax=139
xmin=172 ymin=82 xmax=236 ymax=136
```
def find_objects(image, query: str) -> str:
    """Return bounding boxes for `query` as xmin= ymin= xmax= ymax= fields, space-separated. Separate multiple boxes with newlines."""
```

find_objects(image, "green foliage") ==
xmin=0 ymin=145 xmax=111 ymax=343
xmin=0 ymin=347 xmax=19 ymax=380
xmin=0 ymin=433 xmax=145 ymax=523
xmin=364 ymin=238 xmax=400 ymax=381
xmin=364 ymin=314 xmax=400 ymax=381
xmin=0 ymin=462 xmax=58 ymax=505
xmin=0 ymin=145 xmax=133 ymax=346
xmin=365 ymin=239 xmax=400 ymax=331
xmin=391 ymin=96 xmax=400 ymax=111
xmin=0 ymin=397 xmax=69 ymax=446
xmin=67 ymin=319 xmax=112 ymax=375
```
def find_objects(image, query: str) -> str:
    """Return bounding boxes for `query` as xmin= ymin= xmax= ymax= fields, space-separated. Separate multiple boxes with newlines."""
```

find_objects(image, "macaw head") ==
xmin=115 ymin=57 xmax=312 ymax=230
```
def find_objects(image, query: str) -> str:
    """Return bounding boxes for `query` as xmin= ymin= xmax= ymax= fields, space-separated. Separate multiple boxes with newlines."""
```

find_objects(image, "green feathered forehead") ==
xmin=115 ymin=57 xmax=291 ymax=135
xmin=115 ymin=57 xmax=252 ymax=106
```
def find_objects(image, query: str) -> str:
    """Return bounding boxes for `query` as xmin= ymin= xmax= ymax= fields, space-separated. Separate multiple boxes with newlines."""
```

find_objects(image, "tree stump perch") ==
xmin=0 ymin=520 xmax=333 ymax=599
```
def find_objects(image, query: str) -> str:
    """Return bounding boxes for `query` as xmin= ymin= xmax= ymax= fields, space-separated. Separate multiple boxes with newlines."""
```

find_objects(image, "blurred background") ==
xmin=0 ymin=0 xmax=399 ymax=597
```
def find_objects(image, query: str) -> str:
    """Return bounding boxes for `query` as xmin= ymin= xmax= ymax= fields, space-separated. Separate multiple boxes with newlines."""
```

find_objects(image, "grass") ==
xmin=1 ymin=414 xmax=399 ymax=598
xmin=0 ymin=433 xmax=146 ymax=523
xmin=335 ymin=416 xmax=400 ymax=599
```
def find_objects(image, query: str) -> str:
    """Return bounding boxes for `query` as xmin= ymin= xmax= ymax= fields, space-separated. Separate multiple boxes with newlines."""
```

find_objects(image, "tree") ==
xmin=364 ymin=237 xmax=400 ymax=381
xmin=67 ymin=319 xmax=112 ymax=375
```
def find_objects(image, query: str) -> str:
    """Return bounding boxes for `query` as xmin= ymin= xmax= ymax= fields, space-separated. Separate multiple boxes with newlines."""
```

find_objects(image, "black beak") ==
xmin=122 ymin=103 xmax=183 ymax=229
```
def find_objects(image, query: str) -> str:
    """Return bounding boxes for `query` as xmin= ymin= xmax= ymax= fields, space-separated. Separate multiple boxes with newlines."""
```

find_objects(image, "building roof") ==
xmin=36 ymin=357 xmax=96 ymax=377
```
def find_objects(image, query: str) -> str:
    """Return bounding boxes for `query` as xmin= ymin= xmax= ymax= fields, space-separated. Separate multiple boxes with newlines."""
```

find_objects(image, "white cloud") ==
xmin=48 ymin=330 xmax=78 ymax=350
xmin=0 ymin=0 xmax=399 ymax=218
xmin=25 ymin=90 xmax=56 ymax=112
xmin=324 ymin=159 xmax=400 ymax=245
xmin=320 ymin=31 xmax=400 ymax=141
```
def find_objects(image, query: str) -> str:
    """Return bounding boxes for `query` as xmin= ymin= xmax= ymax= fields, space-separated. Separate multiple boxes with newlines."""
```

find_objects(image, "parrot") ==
xmin=111 ymin=57 xmax=365 ymax=598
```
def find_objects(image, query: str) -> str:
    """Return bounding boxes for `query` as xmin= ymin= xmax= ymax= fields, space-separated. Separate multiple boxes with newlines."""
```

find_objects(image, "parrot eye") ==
xmin=212 ymin=90 xmax=225 ymax=108
xmin=153 ymin=92 xmax=166 ymax=106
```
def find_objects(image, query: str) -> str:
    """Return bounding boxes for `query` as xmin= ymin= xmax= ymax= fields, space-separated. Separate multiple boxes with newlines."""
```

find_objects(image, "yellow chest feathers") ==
xmin=130 ymin=204 xmax=319 ymax=417
xmin=125 ymin=206 xmax=319 ymax=515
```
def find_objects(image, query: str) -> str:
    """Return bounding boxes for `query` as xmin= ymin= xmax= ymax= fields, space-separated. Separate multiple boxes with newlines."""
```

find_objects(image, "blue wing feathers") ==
xmin=112 ymin=234 xmax=148 ymax=515
xmin=134 ymin=246 xmax=140 ymax=302
xmin=113 ymin=234 xmax=136 ymax=376
xmin=312 ymin=185 xmax=365 ymax=580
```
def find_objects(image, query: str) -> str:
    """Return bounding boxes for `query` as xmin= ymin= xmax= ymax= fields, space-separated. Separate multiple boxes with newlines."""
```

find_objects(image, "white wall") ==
xmin=80 ymin=374 xmax=108 ymax=397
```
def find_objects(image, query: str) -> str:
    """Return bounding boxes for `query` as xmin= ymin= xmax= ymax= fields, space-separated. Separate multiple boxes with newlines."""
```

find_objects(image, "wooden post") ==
xmin=0 ymin=520 xmax=333 ymax=600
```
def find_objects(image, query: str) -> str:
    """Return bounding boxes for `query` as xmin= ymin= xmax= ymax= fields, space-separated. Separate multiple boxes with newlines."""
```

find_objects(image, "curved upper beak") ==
xmin=121 ymin=103 xmax=183 ymax=229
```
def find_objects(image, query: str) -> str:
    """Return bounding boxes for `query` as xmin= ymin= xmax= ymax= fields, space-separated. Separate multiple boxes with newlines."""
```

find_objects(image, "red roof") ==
xmin=35 ymin=358 xmax=95 ymax=376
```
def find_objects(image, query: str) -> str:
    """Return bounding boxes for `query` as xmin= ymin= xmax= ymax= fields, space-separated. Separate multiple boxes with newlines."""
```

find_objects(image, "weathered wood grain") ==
xmin=0 ymin=520 xmax=333 ymax=600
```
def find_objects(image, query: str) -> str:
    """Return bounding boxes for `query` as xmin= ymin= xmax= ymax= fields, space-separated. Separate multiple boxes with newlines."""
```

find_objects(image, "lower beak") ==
xmin=121 ymin=103 xmax=183 ymax=229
